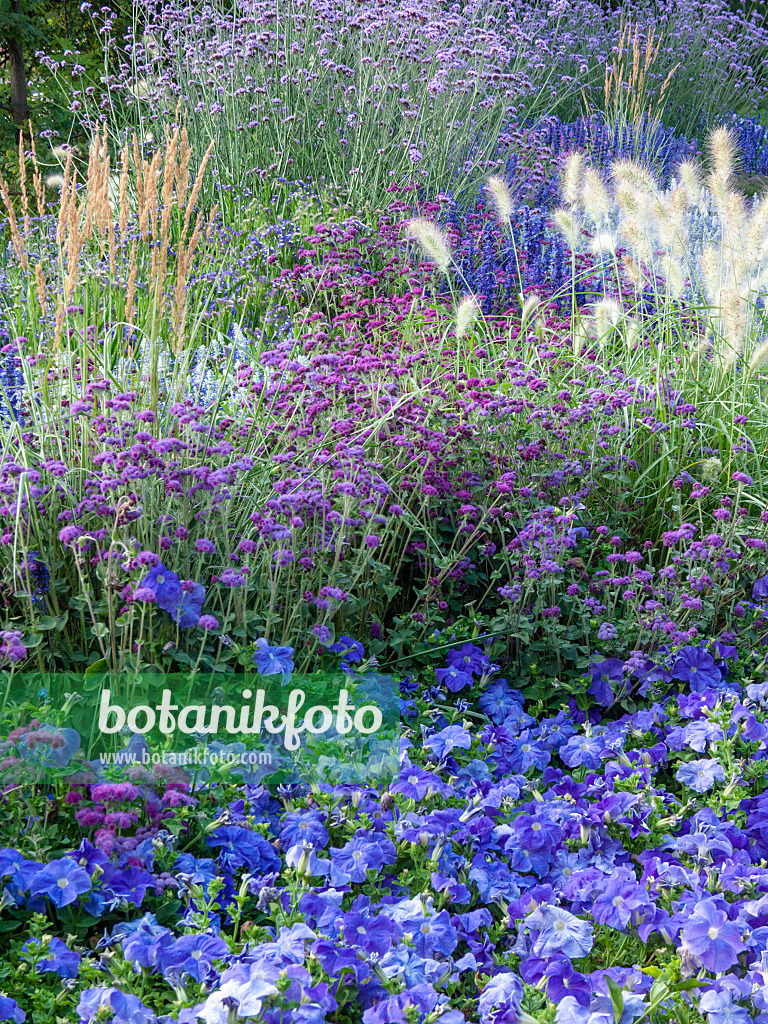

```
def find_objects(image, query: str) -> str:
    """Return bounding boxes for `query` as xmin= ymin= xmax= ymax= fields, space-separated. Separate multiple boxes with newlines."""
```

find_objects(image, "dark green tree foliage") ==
xmin=0 ymin=0 xmax=128 ymax=169
xmin=0 ymin=0 xmax=44 ymax=135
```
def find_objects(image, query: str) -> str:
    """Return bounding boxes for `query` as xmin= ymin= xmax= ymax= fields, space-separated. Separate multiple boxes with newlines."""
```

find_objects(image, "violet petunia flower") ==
xmin=682 ymin=898 xmax=746 ymax=973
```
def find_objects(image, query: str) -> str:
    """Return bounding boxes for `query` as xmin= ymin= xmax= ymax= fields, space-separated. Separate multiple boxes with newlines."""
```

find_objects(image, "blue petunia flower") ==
xmin=435 ymin=663 xmax=474 ymax=693
xmin=424 ymin=725 xmax=472 ymax=761
xmin=589 ymin=656 xmax=625 ymax=704
xmin=206 ymin=826 xmax=282 ymax=876
xmin=446 ymin=643 xmax=489 ymax=676
xmin=675 ymin=758 xmax=726 ymax=793
xmin=478 ymin=679 xmax=527 ymax=724
xmin=0 ymin=998 xmax=24 ymax=1024
xmin=560 ymin=733 xmax=606 ymax=769
xmin=526 ymin=903 xmax=594 ymax=959
xmin=698 ymin=989 xmax=751 ymax=1024
xmin=328 ymin=635 xmax=364 ymax=670
xmin=21 ymin=936 xmax=81 ymax=979
xmin=330 ymin=836 xmax=386 ymax=885
xmin=170 ymin=582 xmax=206 ymax=628
xmin=253 ymin=637 xmax=295 ymax=682
xmin=670 ymin=646 xmax=723 ymax=691
xmin=140 ymin=562 xmax=206 ymax=628
xmin=682 ymin=897 xmax=746 ymax=972
xmin=477 ymin=971 xmax=524 ymax=1023
xmin=139 ymin=562 xmax=183 ymax=609
xmin=158 ymin=933 xmax=228 ymax=983
xmin=77 ymin=988 xmax=156 ymax=1024
xmin=28 ymin=857 xmax=92 ymax=908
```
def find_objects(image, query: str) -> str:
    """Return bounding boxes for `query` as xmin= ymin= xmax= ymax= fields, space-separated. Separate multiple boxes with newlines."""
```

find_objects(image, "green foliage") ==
xmin=0 ymin=0 xmax=131 ymax=186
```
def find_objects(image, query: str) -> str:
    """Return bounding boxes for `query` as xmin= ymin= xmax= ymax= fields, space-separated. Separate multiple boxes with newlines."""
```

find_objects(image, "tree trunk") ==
xmin=7 ymin=0 xmax=30 ymax=137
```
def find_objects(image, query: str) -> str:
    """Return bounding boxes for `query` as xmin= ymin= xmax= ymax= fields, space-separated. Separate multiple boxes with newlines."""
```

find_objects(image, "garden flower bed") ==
xmin=3 ymin=0 xmax=768 ymax=1020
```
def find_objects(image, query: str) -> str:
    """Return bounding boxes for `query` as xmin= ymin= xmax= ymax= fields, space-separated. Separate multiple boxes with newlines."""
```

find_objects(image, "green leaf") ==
xmin=674 ymin=979 xmax=708 ymax=992
xmin=85 ymin=659 xmax=108 ymax=675
xmin=605 ymin=978 xmax=625 ymax=1024
xmin=649 ymin=979 xmax=671 ymax=1005
xmin=35 ymin=615 xmax=58 ymax=630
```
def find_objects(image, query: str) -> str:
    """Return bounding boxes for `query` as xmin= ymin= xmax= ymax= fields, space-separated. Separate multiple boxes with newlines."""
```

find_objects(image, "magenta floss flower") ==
xmin=58 ymin=525 xmax=81 ymax=546
xmin=597 ymin=622 xmax=618 ymax=641
xmin=219 ymin=569 xmax=246 ymax=587
xmin=0 ymin=630 xmax=27 ymax=666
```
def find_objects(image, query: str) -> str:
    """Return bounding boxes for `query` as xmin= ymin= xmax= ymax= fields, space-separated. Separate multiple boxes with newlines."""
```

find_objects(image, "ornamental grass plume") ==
xmin=0 ymin=112 xmax=215 ymax=352
xmin=600 ymin=18 xmax=680 ymax=130
xmin=404 ymin=218 xmax=452 ymax=275
xmin=486 ymin=175 xmax=514 ymax=228
xmin=454 ymin=294 xmax=481 ymax=341
xmin=552 ymin=126 xmax=768 ymax=371
xmin=520 ymin=293 xmax=541 ymax=330
xmin=572 ymin=297 xmax=640 ymax=357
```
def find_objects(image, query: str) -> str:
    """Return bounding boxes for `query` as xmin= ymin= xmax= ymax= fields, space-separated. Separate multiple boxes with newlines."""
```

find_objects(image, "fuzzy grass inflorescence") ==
xmin=550 ymin=126 xmax=768 ymax=376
